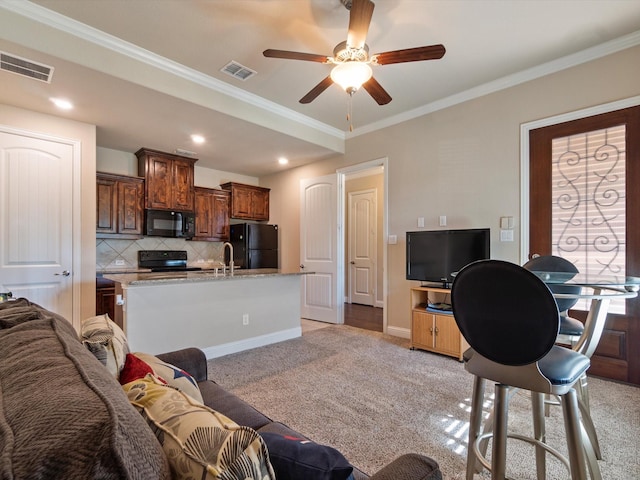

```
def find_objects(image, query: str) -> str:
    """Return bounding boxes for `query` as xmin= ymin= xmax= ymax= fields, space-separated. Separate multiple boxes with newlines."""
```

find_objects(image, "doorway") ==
xmin=340 ymin=160 xmax=387 ymax=333
xmin=523 ymin=98 xmax=640 ymax=385
xmin=0 ymin=127 xmax=80 ymax=322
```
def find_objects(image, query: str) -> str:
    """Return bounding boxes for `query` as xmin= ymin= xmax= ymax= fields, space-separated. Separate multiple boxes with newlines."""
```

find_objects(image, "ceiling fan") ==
xmin=263 ymin=0 xmax=445 ymax=106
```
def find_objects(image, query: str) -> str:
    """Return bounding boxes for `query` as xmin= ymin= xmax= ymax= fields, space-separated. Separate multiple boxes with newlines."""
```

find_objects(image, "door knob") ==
xmin=350 ymin=261 xmax=355 ymax=264
xmin=300 ymin=264 xmax=305 ymax=269
xmin=55 ymin=270 xmax=71 ymax=277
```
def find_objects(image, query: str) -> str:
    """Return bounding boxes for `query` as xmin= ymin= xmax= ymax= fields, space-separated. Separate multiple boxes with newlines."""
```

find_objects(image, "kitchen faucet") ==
xmin=223 ymin=242 xmax=234 ymax=275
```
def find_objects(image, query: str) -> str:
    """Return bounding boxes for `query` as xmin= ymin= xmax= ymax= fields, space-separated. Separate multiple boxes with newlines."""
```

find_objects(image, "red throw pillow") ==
xmin=119 ymin=353 xmax=155 ymax=385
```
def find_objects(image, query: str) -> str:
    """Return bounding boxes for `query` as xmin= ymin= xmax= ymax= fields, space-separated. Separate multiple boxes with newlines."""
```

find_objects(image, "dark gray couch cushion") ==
xmin=197 ymin=379 xmax=273 ymax=430
xmin=0 ymin=299 xmax=170 ymax=480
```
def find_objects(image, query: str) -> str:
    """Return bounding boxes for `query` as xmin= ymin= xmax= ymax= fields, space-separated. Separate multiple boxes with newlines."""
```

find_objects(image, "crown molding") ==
xmin=350 ymin=29 xmax=640 ymax=138
xmin=4 ymin=1 xmax=638 ymax=143
xmin=1 ymin=0 xmax=345 ymax=141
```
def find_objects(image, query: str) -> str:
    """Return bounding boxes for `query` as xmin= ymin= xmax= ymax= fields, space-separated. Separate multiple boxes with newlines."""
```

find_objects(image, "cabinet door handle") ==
xmin=429 ymin=326 xmax=434 ymax=335
xmin=434 ymin=326 xmax=439 ymax=335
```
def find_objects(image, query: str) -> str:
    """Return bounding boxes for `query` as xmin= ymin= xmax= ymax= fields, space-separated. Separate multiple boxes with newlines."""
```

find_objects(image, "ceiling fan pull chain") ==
xmin=347 ymin=92 xmax=354 ymax=132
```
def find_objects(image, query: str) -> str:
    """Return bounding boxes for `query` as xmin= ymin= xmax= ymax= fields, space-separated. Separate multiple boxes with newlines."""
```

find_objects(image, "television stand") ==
xmin=410 ymin=286 xmax=468 ymax=361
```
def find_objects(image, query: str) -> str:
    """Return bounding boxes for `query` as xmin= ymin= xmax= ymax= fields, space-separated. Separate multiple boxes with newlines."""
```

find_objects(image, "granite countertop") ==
xmin=103 ymin=269 xmax=309 ymax=286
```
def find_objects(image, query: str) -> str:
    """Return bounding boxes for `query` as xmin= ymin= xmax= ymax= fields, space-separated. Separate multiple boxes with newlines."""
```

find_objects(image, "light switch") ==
xmin=417 ymin=217 xmax=425 ymax=228
xmin=388 ymin=235 xmax=397 ymax=245
xmin=500 ymin=216 xmax=514 ymax=229
xmin=500 ymin=229 xmax=514 ymax=242
xmin=439 ymin=215 xmax=447 ymax=227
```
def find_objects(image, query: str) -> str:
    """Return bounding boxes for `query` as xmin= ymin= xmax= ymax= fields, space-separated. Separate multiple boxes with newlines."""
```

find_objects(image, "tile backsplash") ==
xmin=97 ymin=238 xmax=224 ymax=271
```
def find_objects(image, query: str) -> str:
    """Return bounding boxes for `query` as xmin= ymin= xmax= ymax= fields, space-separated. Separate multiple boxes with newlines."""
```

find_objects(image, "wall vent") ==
xmin=0 ymin=52 xmax=54 ymax=83
xmin=220 ymin=61 xmax=256 ymax=81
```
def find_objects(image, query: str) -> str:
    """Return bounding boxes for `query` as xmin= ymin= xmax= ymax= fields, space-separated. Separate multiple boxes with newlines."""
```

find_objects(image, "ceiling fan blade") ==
xmin=362 ymin=77 xmax=392 ymax=105
xmin=300 ymin=76 xmax=334 ymax=104
xmin=347 ymin=0 xmax=375 ymax=50
xmin=263 ymin=49 xmax=329 ymax=63
xmin=373 ymin=44 xmax=446 ymax=65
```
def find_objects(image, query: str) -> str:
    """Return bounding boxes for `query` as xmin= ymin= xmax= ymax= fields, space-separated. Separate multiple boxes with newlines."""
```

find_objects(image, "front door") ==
xmin=348 ymin=189 xmax=376 ymax=306
xmin=0 ymin=128 xmax=75 ymax=319
xmin=529 ymin=105 xmax=640 ymax=385
xmin=299 ymin=175 xmax=341 ymax=323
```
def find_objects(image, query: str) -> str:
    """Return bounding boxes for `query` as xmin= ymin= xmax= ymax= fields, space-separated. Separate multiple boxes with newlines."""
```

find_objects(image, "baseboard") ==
xmin=201 ymin=327 xmax=302 ymax=359
xmin=386 ymin=325 xmax=410 ymax=339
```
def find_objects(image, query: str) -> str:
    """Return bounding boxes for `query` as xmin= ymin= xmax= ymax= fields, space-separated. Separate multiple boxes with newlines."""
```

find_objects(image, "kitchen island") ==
xmin=103 ymin=269 xmax=308 ymax=358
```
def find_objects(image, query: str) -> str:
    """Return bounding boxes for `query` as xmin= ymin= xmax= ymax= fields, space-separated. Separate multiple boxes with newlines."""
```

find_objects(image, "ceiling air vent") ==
xmin=220 ymin=61 xmax=256 ymax=81
xmin=0 ymin=52 xmax=54 ymax=83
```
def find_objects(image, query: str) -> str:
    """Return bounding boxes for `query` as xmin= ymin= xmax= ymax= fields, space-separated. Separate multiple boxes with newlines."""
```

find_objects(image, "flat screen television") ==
xmin=406 ymin=228 xmax=490 ymax=287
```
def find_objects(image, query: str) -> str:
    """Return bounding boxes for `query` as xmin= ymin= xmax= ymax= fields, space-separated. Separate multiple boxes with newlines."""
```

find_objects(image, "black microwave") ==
xmin=144 ymin=209 xmax=195 ymax=238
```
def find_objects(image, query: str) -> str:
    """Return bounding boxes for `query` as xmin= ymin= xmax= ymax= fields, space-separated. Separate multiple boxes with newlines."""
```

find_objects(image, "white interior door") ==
xmin=348 ymin=189 xmax=376 ymax=306
xmin=0 ymin=129 xmax=74 ymax=318
xmin=300 ymin=174 xmax=341 ymax=323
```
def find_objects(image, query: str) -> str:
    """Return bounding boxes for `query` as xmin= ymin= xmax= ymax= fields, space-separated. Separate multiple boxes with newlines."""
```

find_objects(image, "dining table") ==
xmin=529 ymin=271 xmax=640 ymax=359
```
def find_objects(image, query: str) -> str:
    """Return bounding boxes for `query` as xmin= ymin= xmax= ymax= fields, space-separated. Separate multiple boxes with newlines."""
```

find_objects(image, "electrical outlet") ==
xmin=115 ymin=259 xmax=125 ymax=266
xmin=242 ymin=313 xmax=249 ymax=325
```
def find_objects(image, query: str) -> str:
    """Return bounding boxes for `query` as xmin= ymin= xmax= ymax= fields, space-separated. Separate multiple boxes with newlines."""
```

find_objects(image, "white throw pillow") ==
xmin=81 ymin=314 xmax=129 ymax=378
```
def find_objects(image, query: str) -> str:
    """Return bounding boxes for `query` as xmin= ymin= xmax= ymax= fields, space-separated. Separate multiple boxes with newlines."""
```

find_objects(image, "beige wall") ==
xmin=262 ymin=44 xmax=640 ymax=336
xmin=0 ymin=104 xmax=97 ymax=325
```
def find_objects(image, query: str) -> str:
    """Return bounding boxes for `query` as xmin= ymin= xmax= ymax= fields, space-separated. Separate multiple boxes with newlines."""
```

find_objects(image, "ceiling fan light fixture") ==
xmin=330 ymin=61 xmax=372 ymax=94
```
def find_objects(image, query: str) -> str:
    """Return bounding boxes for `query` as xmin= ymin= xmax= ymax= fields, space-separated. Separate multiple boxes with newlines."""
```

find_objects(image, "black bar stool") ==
xmin=451 ymin=259 xmax=594 ymax=480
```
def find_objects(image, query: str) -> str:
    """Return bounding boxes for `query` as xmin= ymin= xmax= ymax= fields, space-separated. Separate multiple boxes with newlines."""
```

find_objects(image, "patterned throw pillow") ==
xmin=81 ymin=314 xmax=129 ymax=377
xmin=133 ymin=352 xmax=203 ymax=403
xmin=123 ymin=375 xmax=275 ymax=480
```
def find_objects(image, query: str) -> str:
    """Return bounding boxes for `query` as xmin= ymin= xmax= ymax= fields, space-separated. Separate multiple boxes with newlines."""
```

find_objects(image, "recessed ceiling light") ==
xmin=50 ymin=97 xmax=73 ymax=110
xmin=278 ymin=157 xmax=289 ymax=165
xmin=191 ymin=134 xmax=205 ymax=144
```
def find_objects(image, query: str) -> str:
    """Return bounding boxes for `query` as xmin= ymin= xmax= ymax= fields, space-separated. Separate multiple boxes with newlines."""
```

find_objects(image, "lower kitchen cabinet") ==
xmin=96 ymin=277 xmax=116 ymax=322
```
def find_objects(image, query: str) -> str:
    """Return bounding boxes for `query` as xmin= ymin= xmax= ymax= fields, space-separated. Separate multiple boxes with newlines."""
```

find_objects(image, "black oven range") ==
xmin=138 ymin=250 xmax=202 ymax=272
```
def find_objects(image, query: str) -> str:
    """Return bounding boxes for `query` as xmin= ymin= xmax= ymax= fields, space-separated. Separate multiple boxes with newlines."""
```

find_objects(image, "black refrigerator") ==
xmin=229 ymin=223 xmax=278 ymax=269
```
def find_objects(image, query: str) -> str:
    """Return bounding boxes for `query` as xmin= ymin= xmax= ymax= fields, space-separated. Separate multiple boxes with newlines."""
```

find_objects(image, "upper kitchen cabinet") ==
xmin=96 ymin=172 xmax=144 ymax=239
xmin=193 ymin=187 xmax=230 ymax=241
xmin=220 ymin=182 xmax=270 ymax=221
xmin=136 ymin=148 xmax=197 ymax=212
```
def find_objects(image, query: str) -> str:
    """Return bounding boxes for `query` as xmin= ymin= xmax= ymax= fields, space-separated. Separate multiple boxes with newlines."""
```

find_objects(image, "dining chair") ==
xmin=451 ymin=259 xmax=596 ymax=480
xmin=523 ymin=255 xmax=584 ymax=345
xmin=523 ymin=255 xmax=601 ymax=459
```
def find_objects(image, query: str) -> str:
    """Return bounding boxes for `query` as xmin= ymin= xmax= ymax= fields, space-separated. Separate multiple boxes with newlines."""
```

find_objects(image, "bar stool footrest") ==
xmin=472 ymin=431 xmax=571 ymax=479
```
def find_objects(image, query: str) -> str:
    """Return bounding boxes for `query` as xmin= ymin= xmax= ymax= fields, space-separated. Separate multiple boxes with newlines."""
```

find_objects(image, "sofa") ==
xmin=0 ymin=298 xmax=442 ymax=480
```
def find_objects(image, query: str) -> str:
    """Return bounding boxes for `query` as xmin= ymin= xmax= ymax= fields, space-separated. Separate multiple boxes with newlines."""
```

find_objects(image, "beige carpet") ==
xmin=207 ymin=324 xmax=640 ymax=479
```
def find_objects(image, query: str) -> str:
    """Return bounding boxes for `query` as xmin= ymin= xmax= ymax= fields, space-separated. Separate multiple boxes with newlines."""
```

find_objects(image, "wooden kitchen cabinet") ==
xmin=96 ymin=277 xmax=116 ymax=322
xmin=96 ymin=172 xmax=144 ymax=238
xmin=193 ymin=187 xmax=230 ymax=241
xmin=96 ymin=277 xmax=123 ymax=329
xmin=136 ymin=148 xmax=197 ymax=212
xmin=220 ymin=182 xmax=270 ymax=221
xmin=410 ymin=286 xmax=468 ymax=361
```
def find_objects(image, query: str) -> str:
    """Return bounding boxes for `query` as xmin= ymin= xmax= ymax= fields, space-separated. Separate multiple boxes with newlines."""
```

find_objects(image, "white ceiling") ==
xmin=1 ymin=0 xmax=639 ymax=177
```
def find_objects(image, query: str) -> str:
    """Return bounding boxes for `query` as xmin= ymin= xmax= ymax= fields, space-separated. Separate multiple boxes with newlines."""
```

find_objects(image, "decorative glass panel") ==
xmin=551 ymin=125 xmax=626 ymax=312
